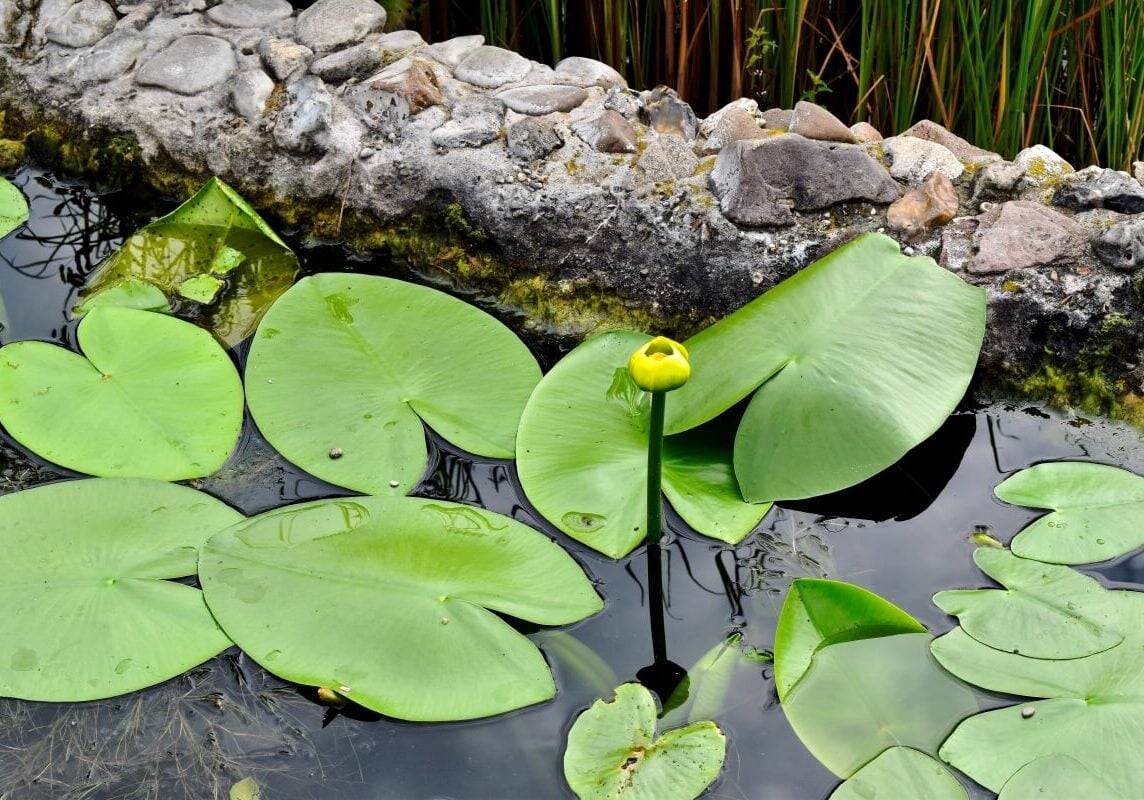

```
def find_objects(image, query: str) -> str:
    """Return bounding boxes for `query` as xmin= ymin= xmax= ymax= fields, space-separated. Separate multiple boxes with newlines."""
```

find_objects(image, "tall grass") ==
xmin=390 ymin=0 xmax=1144 ymax=168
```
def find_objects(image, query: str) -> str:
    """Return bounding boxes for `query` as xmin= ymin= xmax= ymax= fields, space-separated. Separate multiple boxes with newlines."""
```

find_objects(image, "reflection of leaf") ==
xmin=997 ymin=756 xmax=1122 ymax=799
xmin=828 ymin=747 xmax=967 ymax=800
xmin=0 ymin=177 xmax=29 ymax=239
xmin=200 ymin=496 xmax=602 ymax=721
xmin=660 ymin=634 xmax=769 ymax=727
xmin=563 ymin=683 xmax=725 ymax=800
xmin=0 ymin=479 xmax=239 ymax=701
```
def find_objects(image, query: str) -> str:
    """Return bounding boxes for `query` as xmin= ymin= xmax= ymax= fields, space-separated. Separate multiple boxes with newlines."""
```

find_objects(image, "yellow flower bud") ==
xmin=628 ymin=336 xmax=691 ymax=392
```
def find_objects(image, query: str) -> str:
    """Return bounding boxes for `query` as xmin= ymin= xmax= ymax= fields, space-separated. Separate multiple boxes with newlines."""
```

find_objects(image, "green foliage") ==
xmin=0 ymin=176 xmax=28 ymax=239
xmin=659 ymin=634 xmax=770 ymax=727
xmin=997 ymin=757 xmax=1123 ymax=800
xmin=829 ymin=747 xmax=967 ymax=800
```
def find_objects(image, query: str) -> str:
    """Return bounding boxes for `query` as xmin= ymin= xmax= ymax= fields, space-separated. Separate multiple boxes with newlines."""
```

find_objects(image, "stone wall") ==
xmin=3 ymin=0 xmax=1144 ymax=418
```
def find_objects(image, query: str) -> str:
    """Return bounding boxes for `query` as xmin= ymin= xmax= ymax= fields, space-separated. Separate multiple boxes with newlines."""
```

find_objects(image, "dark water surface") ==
xmin=2 ymin=167 xmax=1143 ymax=800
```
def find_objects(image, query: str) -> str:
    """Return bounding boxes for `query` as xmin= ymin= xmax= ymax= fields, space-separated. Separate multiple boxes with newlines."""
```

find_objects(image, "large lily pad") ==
xmin=79 ymin=177 xmax=297 ymax=346
xmin=666 ymin=232 xmax=985 ymax=502
xmin=563 ymin=683 xmax=725 ymax=800
xmin=997 ymin=756 xmax=1123 ymax=799
xmin=829 ymin=747 xmax=968 ymax=800
xmin=933 ymin=547 xmax=1124 ymax=659
xmin=246 ymin=274 xmax=541 ymax=497
xmin=933 ymin=589 xmax=1144 ymax=796
xmin=0 ymin=479 xmax=240 ymax=701
xmin=517 ymin=331 xmax=769 ymax=558
xmin=199 ymin=496 xmax=603 ymax=721
xmin=0 ymin=306 xmax=244 ymax=480
xmin=995 ymin=462 xmax=1144 ymax=564
xmin=0 ymin=176 xmax=29 ymax=239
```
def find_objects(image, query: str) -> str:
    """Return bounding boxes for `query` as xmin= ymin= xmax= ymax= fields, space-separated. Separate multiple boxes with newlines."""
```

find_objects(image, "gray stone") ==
xmin=1136 ymin=161 xmax=1144 ymax=184
xmin=0 ymin=0 xmax=21 ymax=44
xmin=939 ymin=217 xmax=978 ymax=272
xmin=431 ymin=95 xmax=504 ymax=148
xmin=882 ymin=135 xmax=964 ymax=183
xmin=506 ymin=116 xmax=563 ymax=161
xmin=788 ymin=100 xmax=857 ymax=143
xmin=273 ymin=76 xmax=332 ymax=154
xmin=232 ymin=69 xmax=274 ymax=121
xmin=259 ymin=37 xmax=312 ymax=81
xmin=207 ymin=0 xmax=292 ymax=27
xmin=1013 ymin=144 xmax=1073 ymax=189
xmin=1093 ymin=218 xmax=1144 ymax=271
xmin=45 ymin=0 xmax=116 ymax=47
xmin=701 ymin=107 xmax=765 ymax=154
xmin=496 ymin=85 xmax=588 ymax=115
xmin=638 ymin=135 xmax=699 ymax=183
xmin=849 ymin=121 xmax=882 ymax=143
xmin=968 ymin=200 xmax=1087 ymax=274
xmin=760 ymin=107 xmax=793 ymax=130
xmin=310 ymin=42 xmax=386 ymax=82
xmin=553 ymin=56 xmax=626 ymax=89
xmin=454 ymin=46 xmax=531 ymax=89
xmin=426 ymin=35 xmax=484 ymax=69
xmin=700 ymin=98 xmax=759 ymax=137
xmin=1054 ymin=169 xmax=1144 ymax=214
xmin=296 ymin=0 xmax=386 ymax=54
xmin=972 ymin=160 xmax=1024 ymax=203
xmin=571 ymin=110 xmax=637 ymax=153
xmin=115 ymin=4 xmax=156 ymax=31
xmin=136 ymin=35 xmax=236 ymax=95
xmin=603 ymin=85 xmax=640 ymax=119
xmin=162 ymin=0 xmax=205 ymax=14
xmin=640 ymin=86 xmax=697 ymax=139
xmin=377 ymin=29 xmax=424 ymax=52
xmin=900 ymin=119 xmax=1000 ymax=162
xmin=54 ymin=30 xmax=145 ymax=85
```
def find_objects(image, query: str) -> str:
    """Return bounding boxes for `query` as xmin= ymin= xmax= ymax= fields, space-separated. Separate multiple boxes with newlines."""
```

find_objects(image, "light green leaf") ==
xmin=178 ymin=274 xmax=225 ymax=304
xmin=774 ymin=578 xmax=926 ymax=700
xmin=229 ymin=777 xmax=261 ymax=800
xmin=0 ymin=306 xmax=243 ymax=480
xmin=933 ymin=547 xmax=1124 ymax=659
xmin=933 ymin=589 xmax=1144 ymax=796
xmin=665 ymin=232 xmax=985 ymax=502
xmin=563 ymin=683 xmax=726 ymax=800
xmin=199 ymin=496 xmax=602 ymax=721
xmin=996 ymin=462 xmax=1144 ymax=564
xmin=73 ymin=278 xmax=173 ymax=315
xmin=0 ymin=479 xmax=240 ymax=701
xmin=0 ymin=177 xmax=28 ymax=239
xmin=998 ymin=756 xmax=1123 ymax=799
xmin=80 ymin=177 xmax=297 ymax=346
xmin=517 ymin=331 xmax=768 ymax=559
xmin=660 ymin=633 xmax=770 ymax=727
xmin=828 ymin=747 xmax=968 ymax=800
xmin=246 ymin=274 xmax=541 ymax=496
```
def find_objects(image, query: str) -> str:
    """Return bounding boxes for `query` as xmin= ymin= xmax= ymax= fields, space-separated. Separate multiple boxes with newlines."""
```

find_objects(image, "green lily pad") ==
xmin=199 ymin=496 xmax=603 ymax=721
xmin=73 ymin=278 xmax=173 ymax=315
xmin=0 ymin=176 xmax=29 ymax=239
xmin=933 ymin=589 xmax=1144 ymax=796
xmin=0 ymin=478 xmax=240 ymax=701
xmin=660 ymin=633 xmax=770 ymax=727
xmin=245 ymin=274 xmax=541 ymax=496
xmin=517 ymin=331 xmax=769 ymax=558
xmin=178 ymin=274 xmax=225 ymax=304
xmin=80 ymin=177 xmax=297 ymax=346
xmin=563 ymin=683 xmax=726 ymax=800
xmin=828 ymin=747 xmax=968 ymax=800
xmin=665 ymin=232 xmax=985 ymax=502
xmin=0 ymin=306 xmax=243 ymax=480
xmin=933 ymin=547 xmax=1124 ymax=659
xmin=995 ymin=462 xmax=1144 ymax=564
xmin=997 ymin=756 xmax=1123 ymax=799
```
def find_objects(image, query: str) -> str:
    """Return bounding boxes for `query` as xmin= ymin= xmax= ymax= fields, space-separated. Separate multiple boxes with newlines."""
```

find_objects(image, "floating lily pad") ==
xmin=79 ymin=177 xmax=297 ymax=346
xmin=997 ymin=756 xmax=1123 ymax=799
xmin=563 ymin=683 xmax=726 ymax=800
xmin=73 ymin=277 xmax=172 ymax=315
xmin=665 ymin=232 xmax=985 ymax=502
xmin=0 ymin=176 xmax=29 ymax=239
xmin=0 ymin=306 xmax=243 ymax=480
xmin=517 ymin=331 xmax=769 ymax=558
xmin=0 ymin=479 xmax=240 ymax=701
xmin=178 ymin=274 xmax=225 ymax=304
xmin=934 ymin=589 xmax=1144 ymax=796
xmin=200 ymin=496 xmax=602 ymax=721
xmin=995 ymin=462 xmax=1144 ymax=564
xmin=828 ymin=747 xmax=968 ymax=800
xmin=245 ymin=274 xmax=541 ymax=496
xmin=933 ymin=547 xmax=1124 ymax=659
xmin=660 ymin=634 xmax=770 ymax=727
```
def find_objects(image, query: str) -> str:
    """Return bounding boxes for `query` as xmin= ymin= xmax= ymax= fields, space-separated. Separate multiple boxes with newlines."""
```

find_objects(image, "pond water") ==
xmin=2 ymin=167 xmax=1143 ymax=800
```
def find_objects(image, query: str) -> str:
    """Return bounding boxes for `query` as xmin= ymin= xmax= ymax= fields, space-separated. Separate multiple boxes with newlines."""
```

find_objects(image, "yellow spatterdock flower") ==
xmin=628 ymin=336 xmax=690 ymax=392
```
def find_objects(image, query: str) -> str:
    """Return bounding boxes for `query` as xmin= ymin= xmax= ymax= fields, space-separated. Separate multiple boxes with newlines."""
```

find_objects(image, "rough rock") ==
xmin=789 ymin=100 xmax=857 ymax=143
xmin=273 ymin=76 xmax=333 ymax=154
xmin=572 ymin=110 xmax=637 ymax=153
xmin=940 ymin=217 xmax=978 ymax=272
xmin=887 ymin=171 xmax=959 ymax=239
xmin=45 ymin=0 xmax=116 ymax=47
xmin=360 ymin=58 xmax=442 ymax=119
xmin=454 ymin=46 xmax=531 ymax=89
xmin=638 ymin=134 xmax=699 ymax=183
xmin=1054 ymin=169 xmax=1144 ymax=214
xmin=554 ymin=56 xmax=625 ymax=89
xmin=850 ymin=121 xmax=882 ymax=143
xmin=207 ymin=0 xmax=292 ymax=27
xmin=52 ymin=30 xmax=145 ymax=85
xmin=136 ymin=34 xmax=236 ymax=95
xmin=882 ymin=135 xmax=964 ymax=183
xmin=496 ymin=85 xmax=588 ymax=116
xmin=1093 ymin=219 xmax=1144 ymax=271
xmin=296 ymin=0 xmax=386 ymax=54
xmin=309 ymin=42 xmax=386 ymax=82
xmin=115 ymin=4 xmax=156 ymax=31
xmin=900 ymin=119 xmax=999 ymax=162
xmin=259 ymin=37 xmax=311 ymax=81
xmin=700 ymin=98 xmax=759 ymax=137
xmin=231 ymin=69 xmax=273 ymax=121
xmin=377 ymin=30 xmax=425 ymax=52
xmin=968 ymin=200 xmax=1088 ymax=274
xmin=701 ymin=106 xmax=765 ymax=154
xmin=0 ymin=0 xmax=21 ymax=43
xmin=1136 ymin=161 xmax=1144 ymax=184
xmin=1014 ymin=144 xmax=1073 ymax=189
xmin=426 ymin=35 xmax=484 ymax=69
xmin=760 ymin=107 xmax=792 ymax=130
xmin=972 ymin=160 xmax=1024 ymax=204
xmin=506 ymin=116 xmax=563 ymax=161
xmin=603 ymin=86 xmax=640 ymax=119
xmin=640 ymin=86 xmax=697 ymax=139
xmin=162 ymin=0 xmax=205 ymax=14
xmin=430 ymin=95 xmax=504 ymax=148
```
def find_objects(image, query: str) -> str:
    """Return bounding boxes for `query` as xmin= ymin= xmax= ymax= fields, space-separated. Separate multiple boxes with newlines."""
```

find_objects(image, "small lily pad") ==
xmin=178 ymin=274 xmax=226 ymax=304
xmin=997 ymin=756 xmax=1123 ymax=799
xmin=73 ymin=278 xmax=172 ymax=315
xmin=0 ymin=176 xmax=29 ymax=239
xmin=829 ymin=747 xmax=968 ymax=800
xmin=563 ymin=683 xmax=726 ymax=800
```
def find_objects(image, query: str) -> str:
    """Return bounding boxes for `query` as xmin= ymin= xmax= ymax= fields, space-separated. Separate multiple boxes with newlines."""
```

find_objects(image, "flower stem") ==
xmin=646 ymin=390 xmax=665 ymax=545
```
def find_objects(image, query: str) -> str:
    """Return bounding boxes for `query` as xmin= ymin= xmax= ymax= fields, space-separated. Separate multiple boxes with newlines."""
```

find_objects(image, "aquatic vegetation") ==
xmin=0 ymin=175 xmax=28 ymax=240
xmin=996 ymin=757 xmax=1122 ymax=799
xmin=829 ymin=747 xmax=967 ymax=800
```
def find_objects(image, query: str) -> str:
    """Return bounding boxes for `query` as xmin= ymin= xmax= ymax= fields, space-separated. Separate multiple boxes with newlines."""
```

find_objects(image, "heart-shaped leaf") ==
xmin=0 ymin=306 xmax=243 ymax=480
xmin=997 ymin=756 xmax=1123 ymax=799
xmin=828 ymin=747 xmax=968 ymax=800
xmin=199 ymin=496 xmax=602 ymax=721
xmin=933 ymin=547 xmax=1124 ymax=659
xmin=563 ymin=683 xmax=726 ymax=800
xmin=245 ymin=274 xmax=541 ymax=497
xmin=0 ymin=478 xmax=240 ymax=701
xmin=0 ymin=176 xmax=29 ymax=239
xmin=995 ymin=462 xmax=1144 ymax=564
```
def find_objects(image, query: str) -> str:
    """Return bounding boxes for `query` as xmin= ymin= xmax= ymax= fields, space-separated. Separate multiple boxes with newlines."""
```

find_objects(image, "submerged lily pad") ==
xmin=995 ymin=462 xmax=1144 ymax=564
xmin=79 ymin=177 xmax=297 ymax=346
xmin=660 ymin=634 xmax=770 ymax=727
xmin=73 ymin=277 xmax=173 ymax=315
xmin=178 ymin=274 xmax=225 ymax=304
xmin=245 ymin=274 xmax=541 ymax=496
xmin=829 ymin=747 xmax=968 ymax=800
xmin=200 ymin=496 xmax=602 ymax=721
xmin=0 ymin=306 xmax=243 ymax=480
xmin=997 ymin=756 xmax=1123 ymax=799
xmin=563 ymin=683 xmax=725 ymax=800
xmin=0 ymin=479 xmax=240 ymax=701
xmin=933 ymin=547 xmax=1124 ymax=659
xmin=0 ymin=176 xmax=29 ymax=239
